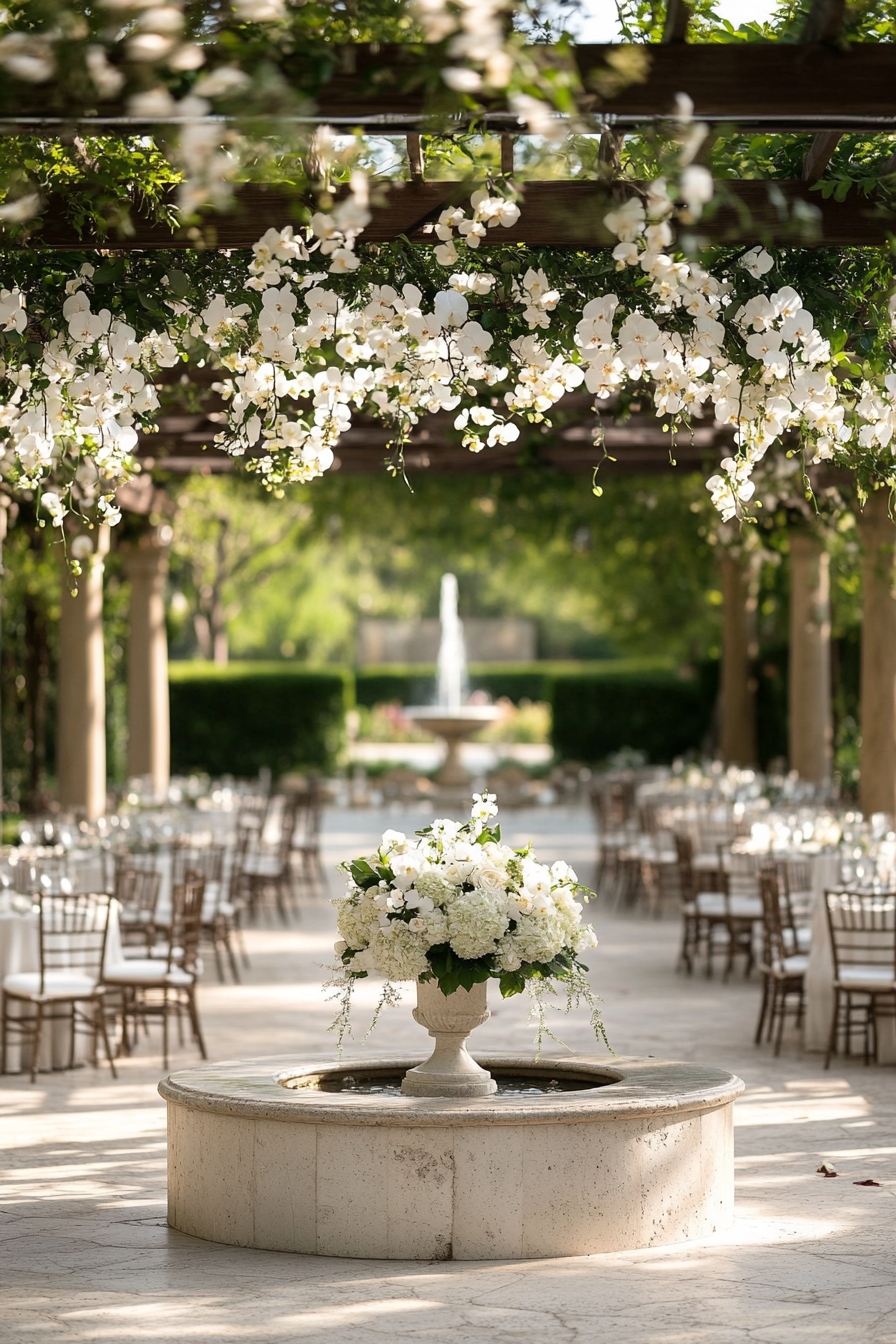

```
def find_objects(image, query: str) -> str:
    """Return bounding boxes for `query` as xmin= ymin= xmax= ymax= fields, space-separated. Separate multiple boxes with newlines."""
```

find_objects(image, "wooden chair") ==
xmin=114 ymin=861 xmax=162 ymax=956
xmin=241 ymin=796 xmax=299 ymax=923
xmin=174 ymin=841 xmax=239 ymax=981
xmin=774 ymin=857 xmax=813 ymax=954
xmin=290 ymin=787 xmax=327 ymax=900
xmin=1 ymin=892 xmax=117 ymax=1083
xmin=104 ymin=872 xmax=207 ymax=1070
xmin=824 ymin=890 xmax=896 ymax=1068
xmin=674 ymin=833 xmax=728 ymax=976
xmin=755 ymin=866 xmax=807 ymax=1054
xmin=721 ymin=848 xmax=764 ymax=980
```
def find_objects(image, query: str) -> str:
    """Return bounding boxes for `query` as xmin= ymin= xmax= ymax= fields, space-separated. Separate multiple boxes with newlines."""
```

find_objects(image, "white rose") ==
xmin=477 ymin=863 xmax=508 ymax=898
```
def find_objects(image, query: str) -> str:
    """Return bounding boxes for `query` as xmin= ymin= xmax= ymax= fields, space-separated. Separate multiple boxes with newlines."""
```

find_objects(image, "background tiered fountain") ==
xmin=405 ymin=573 xmax=501 ymax=789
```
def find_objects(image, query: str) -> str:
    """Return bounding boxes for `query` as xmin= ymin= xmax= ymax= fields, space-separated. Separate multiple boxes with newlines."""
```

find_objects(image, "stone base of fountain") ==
xmin=160 ymin=1052 xmax=743 ymax=1260
xmin=405 ymin=706 xmax=502 ymax=788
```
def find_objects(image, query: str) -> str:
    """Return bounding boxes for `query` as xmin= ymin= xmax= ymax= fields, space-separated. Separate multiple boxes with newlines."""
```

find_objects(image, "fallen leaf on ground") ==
xmin=853 ymin=1179 xmax=881 ymax=1187
xmin=817 ymin=1163 xmax=838 ymax=1177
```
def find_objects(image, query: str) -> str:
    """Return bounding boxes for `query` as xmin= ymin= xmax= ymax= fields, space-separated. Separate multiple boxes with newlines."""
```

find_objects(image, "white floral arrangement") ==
xmin=328 ymin=794 xmax=605 ymax=1050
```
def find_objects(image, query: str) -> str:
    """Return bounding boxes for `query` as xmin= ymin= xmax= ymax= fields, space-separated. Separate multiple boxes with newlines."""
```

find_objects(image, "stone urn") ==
xmin=401 ymin=978 xmax=498 ymax=1097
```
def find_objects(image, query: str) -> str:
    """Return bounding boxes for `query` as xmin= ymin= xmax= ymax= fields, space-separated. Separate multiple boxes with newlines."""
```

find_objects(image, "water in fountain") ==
xmin=436 ymin=573 xmax=468 ymax=709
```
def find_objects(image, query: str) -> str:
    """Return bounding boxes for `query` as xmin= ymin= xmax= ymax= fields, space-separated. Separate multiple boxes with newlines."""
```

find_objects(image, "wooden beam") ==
xmin=500 ymin=134 xmax=515 ymax=178
xmin=800 ymin=0 xmax=846 ymax=44
xmin=406 ymin=133 xmax=424 ymax=183
xmin=662 ymin=0 xmax=692 ymax=44
xmin=5 ymin=43 xmax=896 ymax=132
xmin=802 ymin=130 xmax=842 ymax=183
xmin=598 ymin=130 xmax=624 ymax=177
xmin=18 ymin=177 xmax=896 ymax=250
xmin=799 ymin=3 xmax=846 ymax=188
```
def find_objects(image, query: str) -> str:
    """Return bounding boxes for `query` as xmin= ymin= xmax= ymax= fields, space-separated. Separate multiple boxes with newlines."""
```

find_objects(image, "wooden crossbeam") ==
xmin=138 ymin=414 xmax=732 ymax=476
xmin=662 ymin=0 xmax=692 ymax=44
xmin=5 ymin=43 xmax=896 ymax=132
xmin=800 ymin=3 xmax=845 ymax=188
xmin=20 ymin=178 xmax=896 ymax=250
xmin=802 ymin=129 xmax=842 ymax=183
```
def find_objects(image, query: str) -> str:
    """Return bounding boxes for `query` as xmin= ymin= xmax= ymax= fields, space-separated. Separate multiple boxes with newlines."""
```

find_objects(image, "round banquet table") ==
xmin=803 ymin=856 xmax=896 ymax=1063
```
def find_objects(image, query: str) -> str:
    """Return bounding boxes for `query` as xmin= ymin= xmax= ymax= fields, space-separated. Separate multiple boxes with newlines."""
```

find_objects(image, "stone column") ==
xmin=788 ymin=531 xmax=832 ymax=783
xmin=57 ymin=527 xmax=109 ymax=820
xmin=124 ymin=536 xmax=171 ymax=798
xmin=720 ymin=552 xmax=758 ymax=767
xmin=859 ymin=491 xmax=896 ymax=816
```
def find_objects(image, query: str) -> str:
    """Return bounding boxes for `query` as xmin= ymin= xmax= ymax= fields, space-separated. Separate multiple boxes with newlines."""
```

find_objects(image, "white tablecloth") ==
xmin=0 ymin=900 xmax=122 ymax=1074
xmin=803 ymin=857 xmax=896 ymax=1062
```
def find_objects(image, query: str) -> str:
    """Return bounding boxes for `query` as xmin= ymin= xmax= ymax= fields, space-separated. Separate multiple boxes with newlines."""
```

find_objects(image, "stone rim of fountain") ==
xmin=159 ymin=1051 xmax=744 ymax=1124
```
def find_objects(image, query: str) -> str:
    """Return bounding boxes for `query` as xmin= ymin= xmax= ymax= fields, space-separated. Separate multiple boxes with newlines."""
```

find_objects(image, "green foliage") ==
xmin=168 ymin=662 xmax=351 ymax=776
xmin=0 ymin=136 xmax=181 ymax=240
xmin=167 ymin=472 xmax=721 ymax=671
xmin=425 ymin=942 xmax=493 ymax=993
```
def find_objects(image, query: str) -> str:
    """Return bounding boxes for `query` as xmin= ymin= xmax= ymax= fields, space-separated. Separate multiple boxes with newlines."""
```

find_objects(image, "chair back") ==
xmin=759 ymin=866 xmax=789 ymax=970
xmin=228 ymin=819 xmax=257 ymax=904
xmin=674 ymin=832 xmax=695 ymax=902
xmin=274 ymin=796 xmax=298 ymax=867
xmin=172 ymin=841 xmax=225 ymax=890
xmin=237 ymin=791 xmax=269 ymax=831
xmin=114 ymin=865 xmax=161 ymax=921
xmin=825 ymin=890 xmax=896 ymax=978
xmin=292 ymin=788 xmax=322 ymax=849
xmin=772 ymin=858 xmax=808 ymax=953
xmin=721 ymin=847 xmax=763 ymax=900
xmin=39 ymin=892 xmax=111 ymax=993
xmin=168 ymin=871 xmax=205 ymax=978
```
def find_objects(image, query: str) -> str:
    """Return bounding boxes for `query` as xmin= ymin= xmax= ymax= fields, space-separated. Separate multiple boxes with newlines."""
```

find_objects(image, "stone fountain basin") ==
xmin=159 ymin=1052 xmax=743 ymax=1260
xmin=405 ymin=705 xmax=503 ymax=734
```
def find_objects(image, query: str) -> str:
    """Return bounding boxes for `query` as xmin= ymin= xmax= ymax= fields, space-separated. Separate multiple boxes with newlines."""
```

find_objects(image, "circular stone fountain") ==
xmin=159 ymin=1051 xmax=744 ymax=1260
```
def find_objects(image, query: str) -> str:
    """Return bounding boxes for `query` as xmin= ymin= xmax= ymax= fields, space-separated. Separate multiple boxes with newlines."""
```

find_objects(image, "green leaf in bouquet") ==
xmin=348 ymin=858 xmax=381 ymax=890
xmin=498 ymin=970 xmax=527 ymax=998
xmin=456 ymin=958 xmax=492 ymax=991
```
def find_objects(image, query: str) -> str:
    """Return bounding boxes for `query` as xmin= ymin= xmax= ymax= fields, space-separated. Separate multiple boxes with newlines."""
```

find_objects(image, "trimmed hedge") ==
xmin=550 ymin=667 xmax=716 ymax=764
xmin=168 ymin=663 xmax=352 ymax=778
xmin=355 ymin=659 xmax=674 ymax=709
xmin=167 ymin=657 xmax=718 ymax=775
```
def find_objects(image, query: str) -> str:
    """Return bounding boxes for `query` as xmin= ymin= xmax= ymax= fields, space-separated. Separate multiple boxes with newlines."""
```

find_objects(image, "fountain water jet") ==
xmin=406 ymin=573 xmax=501 ymax=788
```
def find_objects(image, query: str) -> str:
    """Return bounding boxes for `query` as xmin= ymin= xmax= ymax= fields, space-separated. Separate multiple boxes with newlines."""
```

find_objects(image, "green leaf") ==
xmin=348 ymin=858 xmax=380 ymax=890
xmin=498 ymin=970 xmax=526 ymax=998
xmin=167 ymin=269 xmax=191 ymax=298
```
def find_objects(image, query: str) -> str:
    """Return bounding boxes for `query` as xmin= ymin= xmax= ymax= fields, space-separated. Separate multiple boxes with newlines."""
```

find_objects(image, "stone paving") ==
xmin=2 ymin=804 xmax=896 ymax=1342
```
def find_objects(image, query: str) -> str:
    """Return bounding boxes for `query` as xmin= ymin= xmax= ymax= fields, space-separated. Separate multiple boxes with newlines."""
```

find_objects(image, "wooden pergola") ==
xmin=11 ymin=4 xmax=896 ymax=818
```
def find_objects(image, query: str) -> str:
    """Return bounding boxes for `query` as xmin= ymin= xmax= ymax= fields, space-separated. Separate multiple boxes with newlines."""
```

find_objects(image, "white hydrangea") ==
xmin=447 ymin=887 xmax=510 ymax=959
xmin=367 ymin=924 xmax=431 ymax=982
xmin=416 ymin=868 xmax=456 ymax=906
xmin=335 ymin=892 xmax=380 ymax=950
xmin=508 ymin=912 xmax=565 ymax=966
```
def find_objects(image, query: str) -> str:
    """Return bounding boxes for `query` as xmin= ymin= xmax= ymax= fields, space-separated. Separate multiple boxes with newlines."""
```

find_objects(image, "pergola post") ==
xmin=57 ymin=527 xmax=109 ymax=820
xmin=859 ymin=491 xmax=896 ymax=816
xmin=720 ymin=552 xmax=758 ymax=767
xmin=788 ymin=530 xmax=832 ymax=783
xmin=124 ymin=535 xmax=171 ymax=798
